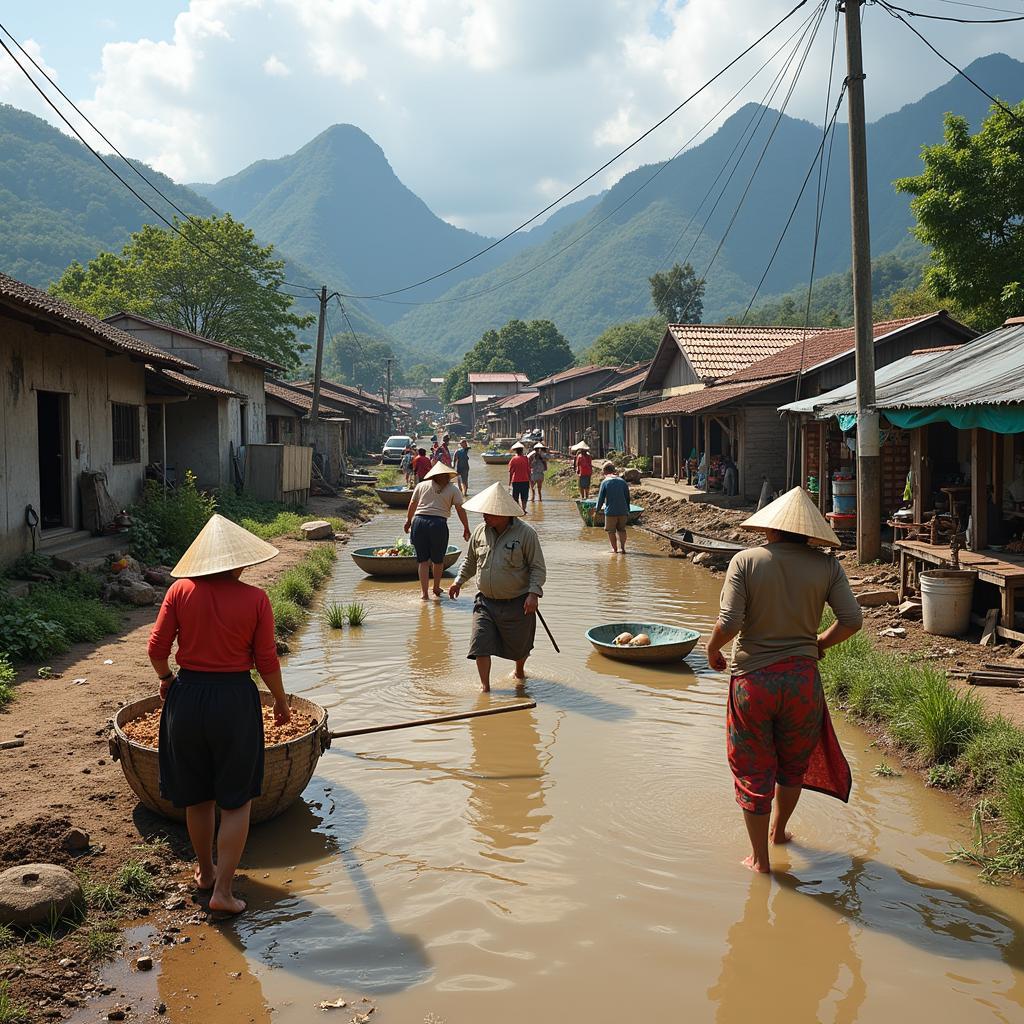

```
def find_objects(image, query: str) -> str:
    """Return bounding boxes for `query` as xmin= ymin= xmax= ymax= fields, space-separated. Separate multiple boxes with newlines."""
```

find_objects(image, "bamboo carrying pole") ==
xmin=328 ymin=700 xmax=536 ymax=740
xmin=536 ymin=609 xmax=560 ymax=654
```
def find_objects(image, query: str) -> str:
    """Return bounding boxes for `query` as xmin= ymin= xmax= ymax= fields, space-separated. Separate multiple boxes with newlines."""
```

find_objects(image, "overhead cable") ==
xmin=881 ymin=0 xmax=1024 ymax=21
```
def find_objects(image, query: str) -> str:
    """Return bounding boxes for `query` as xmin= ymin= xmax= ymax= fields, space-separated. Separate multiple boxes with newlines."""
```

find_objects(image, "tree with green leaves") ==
xmin=441 ymin=319 xmax=574 ymax=404
xmin=895 ymin=102 xmax=1024 ymax=329
xmin=648 ymin=262 xmax=704 ymax=324
xmin=322 ymin=330 xmax=399 ymax=395
xmin=582 ymin=315 xmax=667 ymax=366
xmin=52 ymin=214 xmax=314 ymax=368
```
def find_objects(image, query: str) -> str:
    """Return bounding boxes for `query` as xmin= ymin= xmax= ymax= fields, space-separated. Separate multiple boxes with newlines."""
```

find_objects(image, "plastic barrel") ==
xmin=920 ymin=569 xmax=977 ymax=637
xmin=832 ymin=494 xmax=858 ymax=514
xmin=832 ymin=479 xmax=857 ymax=496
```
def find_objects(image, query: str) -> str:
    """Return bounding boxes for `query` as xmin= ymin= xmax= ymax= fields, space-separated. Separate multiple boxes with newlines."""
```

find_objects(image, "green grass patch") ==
xmin=0 ymin=981 xmax=30 ymax=1024
xmin=376 ymin=466 xmax=402 ymax=486
xmin=0 ymin=925 xmax=15 ymax=950
xmin=266 ymin=545 xmax=337 ymax=639
xmin=344 ymin=602 xmax=367 ymax=627
xmin=79 ymin=923 xmax=121 ymax=961
xmin=0 ymin=655 xmax=14 ymax=711
xmin=325 ymin=602 xmax=346 ymax=629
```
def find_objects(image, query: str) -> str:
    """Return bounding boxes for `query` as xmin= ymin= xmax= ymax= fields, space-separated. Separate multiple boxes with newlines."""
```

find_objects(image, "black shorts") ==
xmin=579 ymin=475 xmax=591 ymax=489
xmin=458 ymin=468 xmax=469 ymax=487
xmin=511 ymin=481 xmax=530 ymax=503
xmin=158 ymin=669 xmax=264 ymax=810
xmin=411 ymin=514 xmax=450 ymax=563
xmin=468 ymin=594 xmax=536 ymax=662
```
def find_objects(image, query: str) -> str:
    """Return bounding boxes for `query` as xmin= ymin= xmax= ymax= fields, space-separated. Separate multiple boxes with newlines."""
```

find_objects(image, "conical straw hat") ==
xmin=741 ymin=485 xmax=840 ymax=548
xmin=171 ymin=513 xmax=280 ymax=578
xmin=570 ymin=441 xmax=590 ymax=451
xmin=463 ymin=481 xmax=527 ymax=517
xmin=533 ymin=442 xmax=547 ymax=450
xmin=423 ymin=461 xmax=459 ymax=481
xmin=510 ymin=441 xmax=526 ymax=451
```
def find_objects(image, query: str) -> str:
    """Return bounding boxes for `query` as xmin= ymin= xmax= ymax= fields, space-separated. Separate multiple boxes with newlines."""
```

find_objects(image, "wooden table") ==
xmin=939 ymin=485 xmax=971 ymax=529
xmin=896 ymin=539 xmax=1024 ymax=643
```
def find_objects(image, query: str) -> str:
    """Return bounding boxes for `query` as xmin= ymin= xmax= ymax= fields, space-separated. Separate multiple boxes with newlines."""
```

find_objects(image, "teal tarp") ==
xmin=883 ymin=406 xmax=1024 ymax=434
xmin=837 ymin=414 xmax=857 ymax=432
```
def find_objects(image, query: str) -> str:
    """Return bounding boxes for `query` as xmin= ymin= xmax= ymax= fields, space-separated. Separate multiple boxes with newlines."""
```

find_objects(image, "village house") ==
xmin=584 ymin=362 xmax=654 ymax=456
xmin=0 ymin=273 xmax=197 ymax=563
xmin=485 ymin=391 xmax=540 ymax=441
xmin=528 ymin=364 xmax=620 ymax=452
xmin=625 ymin=324 xmax=813 ymax=478
xmin=105 ymin=312 xmax=282 ymax=490
xmin=462 ymin=372 xmax=529 ymax=433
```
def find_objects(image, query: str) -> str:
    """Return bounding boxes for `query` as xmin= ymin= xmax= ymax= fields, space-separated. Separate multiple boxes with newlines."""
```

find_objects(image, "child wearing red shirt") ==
xmin=412 ymin=449 xmax=432 ymax=482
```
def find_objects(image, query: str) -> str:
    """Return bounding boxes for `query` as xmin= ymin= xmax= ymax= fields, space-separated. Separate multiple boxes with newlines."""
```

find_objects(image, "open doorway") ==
xmin=37 ymin=390 xmax=69 ymax=529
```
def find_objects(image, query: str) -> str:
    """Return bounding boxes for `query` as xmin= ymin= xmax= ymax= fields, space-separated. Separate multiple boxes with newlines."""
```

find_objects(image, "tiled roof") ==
xmin=0 ymin=272 xmax=197 ymax=371
xmin=664 ymin=323 xmax=814 ymax=382
xmin=724 ymin=313 xmax=960 ymax=385
xmin=156 ymin=369 xmax=240 ymax=399
xmin=452 ymin=393 xmax=497 ymax=406
xmin=494 ymin=390 xmax=540 ymax=409
xmin=268 ymin=379 xmax=363 ymax=416
xmin=530 ymin=363 xmax=609 ymax=388
xmin=105 ymin=311 xmax=285 ymax=371
xmin=265 ymin=379 xmax=312 ymax=412
xmin=291 ymin=379 xmax=386 ymax=413
xmin=625 ymin=378 xmax=787 ymax=417
xmin=467 ymin=372 xmax=529 ymax=384
xmin=535 ymin=396 xmax=593 ymax=418
xmin=589 ymin=366 xmax=652 ymax=400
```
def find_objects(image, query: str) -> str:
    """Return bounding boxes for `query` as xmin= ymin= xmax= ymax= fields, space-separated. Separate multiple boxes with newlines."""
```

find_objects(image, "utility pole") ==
xmin=843 ymin=0 xmax=880 ymax=562
xmin=384 ymin=356 xmax=394 ymax=433
xmin=310 ymin=284 xmax=328 ymax=423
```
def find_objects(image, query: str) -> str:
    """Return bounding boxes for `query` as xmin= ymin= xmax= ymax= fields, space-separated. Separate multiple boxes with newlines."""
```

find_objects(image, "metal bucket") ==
xmin=920 ymin=569 xmax=977 ymax=637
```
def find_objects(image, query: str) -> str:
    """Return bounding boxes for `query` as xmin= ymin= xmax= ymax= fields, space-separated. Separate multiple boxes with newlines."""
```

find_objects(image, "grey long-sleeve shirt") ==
xmin=718 ymin=542 xmax=862 ymax=674
xmin=455 ymin=519 xmax=546 ymax=599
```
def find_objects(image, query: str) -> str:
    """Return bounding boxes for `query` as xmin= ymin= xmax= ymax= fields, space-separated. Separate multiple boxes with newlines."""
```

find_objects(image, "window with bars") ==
xmin=112 ymin=403 xmax=140 ymax=464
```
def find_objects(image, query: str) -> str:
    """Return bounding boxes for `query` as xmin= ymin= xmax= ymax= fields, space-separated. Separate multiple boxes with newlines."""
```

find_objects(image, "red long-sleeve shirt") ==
xmin=508 ymin=455 xmax=531 ymax=483
xmin=148 ymin=576 xmax=280 ymax=678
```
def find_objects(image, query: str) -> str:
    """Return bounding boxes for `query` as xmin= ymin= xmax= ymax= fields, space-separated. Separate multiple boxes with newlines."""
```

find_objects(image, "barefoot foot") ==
xmin=194 ymin=865 xmax=215 ymax=890
xmin=769 ymin=828 xmax=793 ymax=845
xmin=208 ymin=892 xmax=247 ymax=915
xmin=741 ymin=855 xmax=771 ymax=874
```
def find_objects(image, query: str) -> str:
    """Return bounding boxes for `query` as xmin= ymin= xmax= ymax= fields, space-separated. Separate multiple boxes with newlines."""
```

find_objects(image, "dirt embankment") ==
xmin=0 ymin=497 xmax=370 ymax=1022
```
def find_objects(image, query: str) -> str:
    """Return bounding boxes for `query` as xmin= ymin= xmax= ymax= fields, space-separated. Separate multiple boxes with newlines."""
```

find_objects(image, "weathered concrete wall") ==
xmin=1 ymin=315 xmax=148 ymax=563
xmin=227 ymin=361 xmax=267 ymax=447
xmin=742 ymin=406 xmax=788 ymax=499
xmin=114 ymin=318 xmax=234 ymax=387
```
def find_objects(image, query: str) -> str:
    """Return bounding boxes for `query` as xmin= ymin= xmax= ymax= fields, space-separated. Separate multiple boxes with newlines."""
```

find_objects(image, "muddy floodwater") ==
xmin=151 ymin=456 xmax=1024 ymax=1022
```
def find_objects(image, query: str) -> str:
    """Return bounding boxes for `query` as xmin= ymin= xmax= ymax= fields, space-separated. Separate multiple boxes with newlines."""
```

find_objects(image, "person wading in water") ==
xmin=705 ymin=487 xmax=862 ymax=874
xmin=405 ymin=461 xmax=471 ymax=601
xmin=508 ymin=441 xmax=531 ymax=513
xmin=449 ymin=482 xmax=547 ymax=692
xmin=148 ymin=515 xmax=291 ymax=915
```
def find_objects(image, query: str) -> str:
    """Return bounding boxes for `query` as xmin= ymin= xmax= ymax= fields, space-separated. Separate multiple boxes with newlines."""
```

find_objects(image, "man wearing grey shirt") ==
xmin=449 ymin=483 xmax=547 ymax=692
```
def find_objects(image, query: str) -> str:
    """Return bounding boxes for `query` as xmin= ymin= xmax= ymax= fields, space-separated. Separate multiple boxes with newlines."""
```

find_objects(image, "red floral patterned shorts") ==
xmin=726 ymin=656 xmax=824 ymax=815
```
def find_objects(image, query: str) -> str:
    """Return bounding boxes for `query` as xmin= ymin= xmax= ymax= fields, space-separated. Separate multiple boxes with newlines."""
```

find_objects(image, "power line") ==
xmin=876 ymin=2 xmax=1024 ymax=122
xmin=881 ymin=0 xmax=1024 ymax=20
xmin=929 ymin=0 xmax=1024 ymax=12
xmin=336 ymin=0 xmax=815 ymax=300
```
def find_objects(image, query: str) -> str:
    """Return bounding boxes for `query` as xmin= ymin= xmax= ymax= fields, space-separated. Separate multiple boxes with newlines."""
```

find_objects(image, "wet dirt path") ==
xmin=97 ymin=455 xmax=1024 ymax=1022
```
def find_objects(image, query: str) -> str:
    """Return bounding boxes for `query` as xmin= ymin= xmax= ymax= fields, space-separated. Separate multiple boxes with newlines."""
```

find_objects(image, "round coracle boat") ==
xmin=586 ymin=622 xmax=701 ymax=664
xmin=375 ymin=485 xmax=414 ymax=508
xmin=481 ymin=451 xmax=513 ymax=465
xmin=109 ymin=693 xmax=330 ymax=824
xmin=575 ymin=499 xmax=644 ymax=527
xmin=350 ymin=544 xmax=461 ymax=577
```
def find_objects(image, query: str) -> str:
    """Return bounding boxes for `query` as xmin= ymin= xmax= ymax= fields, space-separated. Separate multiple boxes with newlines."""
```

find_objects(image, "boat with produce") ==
xmin=375 ymin=485 xmax=414 ymax=508
xmin=351 ymin=542 xmax=461 ymax=577
xmin=585 ymin=622 xmax=701 ymax=664
xmin=575 ymin=498 xmax=644 ymax=527
xmin=481 ymin=451 xmax=513 ymax=465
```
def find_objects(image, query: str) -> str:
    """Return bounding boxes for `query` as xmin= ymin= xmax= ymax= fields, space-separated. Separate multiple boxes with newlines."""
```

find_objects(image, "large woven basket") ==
xmin=109 ymin=692 xmax=329 ymax=825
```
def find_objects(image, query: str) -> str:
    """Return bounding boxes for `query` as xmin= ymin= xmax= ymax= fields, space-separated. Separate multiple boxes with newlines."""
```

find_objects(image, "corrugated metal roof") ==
xmin=494 ymin=390 xmax=540 ymax=409
xmin=106 ymin=311 xmax=285 ymax=371
xmin=0 ymin=272 xmax=197 ymax=371
xmin=626 ymin=378 xmax=786 ymax=418
xmin=531 ymin=364 xmax=610 ymax=388
xmin=825 ymin=322 xmax=1024 ymax=413
xmin=535 ymin=396 xmax=592 ymax=418
xmin=589 ymin=366 xmax=652 ymax=400
xmin=452 ymin=393 xmax=497 ymax=406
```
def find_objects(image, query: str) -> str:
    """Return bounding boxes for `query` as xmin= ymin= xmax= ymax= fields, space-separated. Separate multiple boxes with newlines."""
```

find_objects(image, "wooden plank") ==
xmin=995 ymin=625 xmax=1024 ymax=643
xmin=971 ymin=428 xmax=989 ymax=551
xmin=981 ymin=608 xmax=1000 ymax=647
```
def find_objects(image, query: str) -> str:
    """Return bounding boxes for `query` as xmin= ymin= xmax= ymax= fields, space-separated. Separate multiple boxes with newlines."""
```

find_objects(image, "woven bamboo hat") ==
xmin=740 ymin=485 xmax=840 ymax=547
xmin=170 ymin=514 xmax=280 ymax=578
xmin=463 ymin=482 xmax=527 ymax=517
xmin=423 ymin=461 xmax=459 ymax=482
xmin=533 ymin=442 xmax=547 ymax=450
xmin=510 ymin=441 xmax=526 ymax=451
xmin=570 ymin=441 xmax=590 ymax=451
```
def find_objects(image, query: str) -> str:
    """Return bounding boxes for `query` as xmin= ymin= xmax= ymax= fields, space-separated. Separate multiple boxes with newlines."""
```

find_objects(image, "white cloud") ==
xmin=11 ymin=0 xmax=1024 ymax=233
xmin=262 ymin=54 xmax=291 ymax=77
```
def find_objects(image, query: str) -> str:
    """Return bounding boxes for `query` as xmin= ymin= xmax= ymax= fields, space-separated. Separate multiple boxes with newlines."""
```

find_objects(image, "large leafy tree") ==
xmin=441 ymin=319 xmax=574 ymax=403
xmin=51 ymin=214 xmax=314 ymax=368
xmin=322 ymin=331 xmax=399 ymax=395
xmin=648 ymin=261 xmax=704 ymax=324
xmin=582 ymin=315 xmax=666 ymax=366
xmin=895 ymin=102 xmax=1024 ymax=329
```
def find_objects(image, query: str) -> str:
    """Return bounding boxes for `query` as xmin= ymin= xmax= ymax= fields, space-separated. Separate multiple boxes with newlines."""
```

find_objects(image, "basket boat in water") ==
xmin=350 ymin=544 xmax=461 ymax=577
xmin=375 ymin=485 xmax=414 ymax=508
xmin=586 ymin=622 xmax=701 ymax=664
xmin=575 ymin=499 xmax=644 ymax=527
xmin=481 ymin=452 xmax=513 ymax=465
xmin=109 ymin=693 xmax=329 ymax=824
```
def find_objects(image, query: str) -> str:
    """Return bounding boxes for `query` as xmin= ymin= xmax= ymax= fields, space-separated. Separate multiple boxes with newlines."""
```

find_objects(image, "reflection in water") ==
xmin=466 ymin=695 xmax=551 ymax=860
xmin=408 ymin=600 xmax=452 ymax=683
xmin=709 ymin=878 xmax=865 ymax=1023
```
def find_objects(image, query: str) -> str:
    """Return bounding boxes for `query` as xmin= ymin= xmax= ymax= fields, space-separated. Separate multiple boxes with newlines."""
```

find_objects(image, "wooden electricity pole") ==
xmin=310 ymin=284 xmax=328 ymax=422
xmin=844 ymin=0 xmax=880 ymax=562
xmin=384 ymin=356 xmax=394 ymax=433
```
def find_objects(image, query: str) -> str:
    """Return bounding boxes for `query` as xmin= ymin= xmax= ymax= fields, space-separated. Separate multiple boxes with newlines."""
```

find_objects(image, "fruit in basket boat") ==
xmin=614 ymin=632 xmax=634 ymax=646
xmin=629 ymin=633 xmax=652 ymax=647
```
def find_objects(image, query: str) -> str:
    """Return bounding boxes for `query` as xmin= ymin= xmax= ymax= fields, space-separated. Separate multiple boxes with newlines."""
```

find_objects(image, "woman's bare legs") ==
xmin=210 ymin=802 xmax=251 ymax=914
xmin=185 ymin=801 xmax=217 ymax=890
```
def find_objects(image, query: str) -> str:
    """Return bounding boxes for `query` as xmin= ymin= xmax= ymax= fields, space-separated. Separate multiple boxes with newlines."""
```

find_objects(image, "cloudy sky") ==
xmin=2 ymin=0 xmax=1022 ymax=236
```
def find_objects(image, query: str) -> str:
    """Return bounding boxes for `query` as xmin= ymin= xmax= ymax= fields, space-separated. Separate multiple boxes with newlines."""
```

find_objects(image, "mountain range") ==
xmin=1 ymin=53 xmax=1021 ymax=358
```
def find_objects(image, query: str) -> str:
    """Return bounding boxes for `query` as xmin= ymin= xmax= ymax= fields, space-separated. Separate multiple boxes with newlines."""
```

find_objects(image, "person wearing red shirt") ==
xmin=575 ymin=444 xmax=594 ymax=499
xmin=508 ymin=441 xmax=531 ymax=512
xmin=148 ymin=514 xmax=291 ymax=916
xmin=412 ymin=448 xmax=432 ymax=482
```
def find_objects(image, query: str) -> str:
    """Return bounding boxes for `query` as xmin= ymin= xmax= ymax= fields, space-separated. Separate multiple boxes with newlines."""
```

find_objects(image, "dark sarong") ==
xmin=726 ymin=655 xmax=851 ymax=815
xmin=468 ymin=593 xmax=536 ymax=662
xmin=158 ymin=668 xmax=264 ymax=809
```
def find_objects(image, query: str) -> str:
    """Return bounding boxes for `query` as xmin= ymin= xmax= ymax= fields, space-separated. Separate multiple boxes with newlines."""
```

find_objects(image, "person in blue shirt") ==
xmin=595 ymin=462 xmax=631 ymax=554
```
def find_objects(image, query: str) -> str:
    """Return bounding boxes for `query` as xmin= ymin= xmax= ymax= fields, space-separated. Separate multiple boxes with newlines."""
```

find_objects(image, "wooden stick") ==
xmin=536 ymin=609 xmax=560 ymax=654
xmin=328 ymin=701 xmax=536 ymax=739
xmin=0 ymin=739 xmax=25 ymax=750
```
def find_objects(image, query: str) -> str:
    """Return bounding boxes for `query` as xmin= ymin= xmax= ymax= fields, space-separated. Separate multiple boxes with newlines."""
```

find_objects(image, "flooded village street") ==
xmin=108 ymin=452 xmax=1024 ymax=1023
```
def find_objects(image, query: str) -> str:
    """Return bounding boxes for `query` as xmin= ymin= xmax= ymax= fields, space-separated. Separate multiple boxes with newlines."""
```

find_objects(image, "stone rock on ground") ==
xmin=622 ymin=468 xmax=643 ymax=484
xmin=0 ymin=863 xmax=83 ymax=926
xmin=856 ymin=589 xmax=899 ymax=608
xmin=104 ymin=577 xmax=158 ymax=606
xmin=301 ymin=520 xmax=334 ymax=541
xmin=692 ymin=551 xmax=730 ymax=568
xmin=143 ymin=568 xmax=173 ymax=588
xmin=60 ymin=828 xmax=89 ymax=853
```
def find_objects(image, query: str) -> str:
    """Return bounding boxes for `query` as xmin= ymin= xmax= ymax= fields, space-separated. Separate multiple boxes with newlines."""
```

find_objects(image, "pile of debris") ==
xmin=633 ymin=488 xmax=748 ymax=541
xmin=101 ymin=556 xmax=172 ymax=607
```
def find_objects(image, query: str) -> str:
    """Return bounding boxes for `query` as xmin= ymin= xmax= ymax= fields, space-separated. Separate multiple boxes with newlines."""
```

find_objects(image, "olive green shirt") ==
xmin=718 ymin=542 xmax=862 ymax=674
xmin=456 ymin=519 xmax=546 ymax=599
